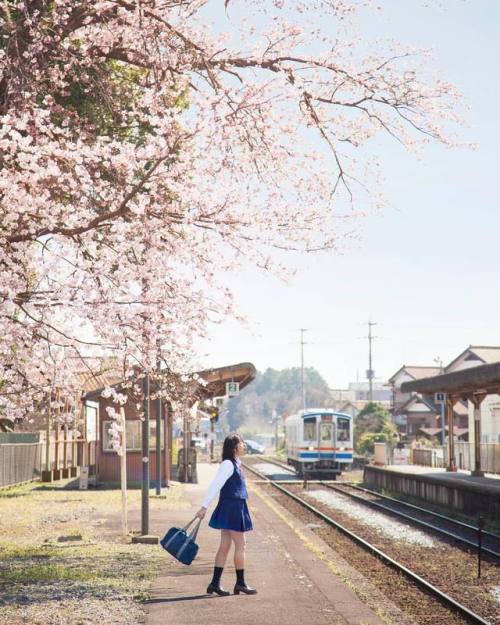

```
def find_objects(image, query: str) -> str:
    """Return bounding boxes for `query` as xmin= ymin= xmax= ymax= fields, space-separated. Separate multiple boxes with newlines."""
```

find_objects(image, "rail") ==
xmin=243 ymin=461 xmax=494 ymax=625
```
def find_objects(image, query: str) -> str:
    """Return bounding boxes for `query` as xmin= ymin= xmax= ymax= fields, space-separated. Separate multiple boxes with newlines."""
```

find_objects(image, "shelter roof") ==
xmin=82 ymin=361 xmax=257 ymax=403
xmin=194 ymin=362 xmax=256 ymax=400
xmin=401 ymin=361 xmax=500 ymax=398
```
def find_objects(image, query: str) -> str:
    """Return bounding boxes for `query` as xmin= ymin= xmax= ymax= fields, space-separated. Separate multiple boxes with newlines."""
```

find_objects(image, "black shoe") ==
xmin=234 ymin=583 xmax=257 ymax=595
xmin=206 ymin=583 xmax=230 ymax=596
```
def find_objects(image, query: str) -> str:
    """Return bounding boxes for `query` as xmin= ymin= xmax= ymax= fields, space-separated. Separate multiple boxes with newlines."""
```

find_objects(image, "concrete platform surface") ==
xmin=144 ymin=463 xmax=410 ymax=625
xmin=370 ymin=464 xmax=500 ymax=493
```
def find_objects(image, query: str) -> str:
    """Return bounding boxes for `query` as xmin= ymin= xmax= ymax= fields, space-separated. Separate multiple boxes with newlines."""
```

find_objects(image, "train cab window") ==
xmin=303 ymin=417 xmax=316 ymax=441
xmin=337 ymin=417 xmax=350 ymax=442
xmin=320 ymin=423 xmax=333 ymax=441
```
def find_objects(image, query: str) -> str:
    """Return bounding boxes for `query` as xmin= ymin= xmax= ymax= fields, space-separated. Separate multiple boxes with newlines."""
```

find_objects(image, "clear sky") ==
xmin=198 ymin=1 xmax=500 ymax=388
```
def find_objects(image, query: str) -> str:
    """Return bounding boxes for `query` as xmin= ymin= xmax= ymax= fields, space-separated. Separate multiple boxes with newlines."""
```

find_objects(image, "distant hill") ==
xmin=225 ymin=367 xmax=332 ymax=431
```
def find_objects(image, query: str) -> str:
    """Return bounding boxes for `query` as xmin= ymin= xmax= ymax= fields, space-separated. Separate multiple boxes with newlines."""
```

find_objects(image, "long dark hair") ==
xmin=222 ymin=433 xmax=243 ymax=461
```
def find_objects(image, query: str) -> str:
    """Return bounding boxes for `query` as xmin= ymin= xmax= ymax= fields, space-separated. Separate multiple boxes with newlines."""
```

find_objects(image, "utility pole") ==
xmin=367 ymin=321 xmax=377 ymax=402
xmin=300 ymin=329 xmax=307 ymax=411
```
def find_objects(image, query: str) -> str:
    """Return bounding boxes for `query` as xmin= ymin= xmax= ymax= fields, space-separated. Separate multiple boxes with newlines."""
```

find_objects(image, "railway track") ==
xmin=320 ymin=481 xmax=500 ymax=560
xmin=259 ymin=456 xmax=500 ymax=557
xmin=243 ymin=460 xmax=497 ymax=625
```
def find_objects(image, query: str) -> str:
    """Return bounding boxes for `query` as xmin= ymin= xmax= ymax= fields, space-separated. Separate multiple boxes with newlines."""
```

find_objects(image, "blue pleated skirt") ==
xmin=208 ymin=498 xmax=253 ymax=532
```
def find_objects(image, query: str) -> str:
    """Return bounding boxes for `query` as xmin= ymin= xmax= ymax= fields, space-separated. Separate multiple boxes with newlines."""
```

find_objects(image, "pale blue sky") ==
xmin=199 ymin=1 xmax=500 ymax=388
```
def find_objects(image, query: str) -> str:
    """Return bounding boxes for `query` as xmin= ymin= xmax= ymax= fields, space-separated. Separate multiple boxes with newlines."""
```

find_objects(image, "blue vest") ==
xmin=219 ymin=460 xmax=248 ymax=500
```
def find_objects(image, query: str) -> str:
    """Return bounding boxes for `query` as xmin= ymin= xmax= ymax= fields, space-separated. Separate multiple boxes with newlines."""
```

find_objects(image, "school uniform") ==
xmin=202 ymin=458 xmax=253 ymax=532
xmin=203 ymin=455 xmax=257 ymax=595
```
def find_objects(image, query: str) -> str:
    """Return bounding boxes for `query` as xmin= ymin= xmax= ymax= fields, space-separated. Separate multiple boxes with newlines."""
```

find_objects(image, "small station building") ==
xmin=82 ymin=362 xmax=256 ymax=486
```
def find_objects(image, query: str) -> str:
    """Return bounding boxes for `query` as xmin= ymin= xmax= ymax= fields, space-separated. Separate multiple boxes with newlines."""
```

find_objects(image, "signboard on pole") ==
xmin=435 ymin=392 xmax=446 ymax=404
xmin=226 ymin=382 xmax=239 ymax=397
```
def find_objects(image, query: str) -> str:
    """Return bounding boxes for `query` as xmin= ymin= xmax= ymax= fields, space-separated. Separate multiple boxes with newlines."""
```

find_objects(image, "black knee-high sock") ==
xmin=211 ymin=566 xmax=223 ymax=586
xmin=236 ymin=569 xmax=245 ymax=586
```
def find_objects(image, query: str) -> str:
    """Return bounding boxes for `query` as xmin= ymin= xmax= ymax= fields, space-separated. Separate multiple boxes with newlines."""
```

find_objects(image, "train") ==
xmin=284 ymin=409 xmax=353 ymax=478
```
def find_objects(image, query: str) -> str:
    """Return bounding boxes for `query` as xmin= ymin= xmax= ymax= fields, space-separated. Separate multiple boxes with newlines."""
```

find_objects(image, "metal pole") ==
xmin=183 ymin=403 xmax=188 ymax=482
xmin=155 ymin=343 xmax=162 ymax=495
xmin=45 ymin=389 xmax=51 ymax=473
xmin=477 ymin=517 xmax=485 ymax=578
xmin=446 ymin=397 xmax=456 ymax=472
xmin=210 ymin=417 xmax=215 ymax=463
xmin=440 ymin=400 xmax=445 ymax=446
xmin=300 ymin=328 xmax=307 ymax=411
xmin=120 ymin=407 xmax=128 ymax=537
xmin=141 ymin=373 xmax=150 ymax=535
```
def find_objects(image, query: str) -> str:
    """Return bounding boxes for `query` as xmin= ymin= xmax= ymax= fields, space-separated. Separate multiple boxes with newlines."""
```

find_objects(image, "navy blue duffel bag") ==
xmin=160 ymin=517 xmax=202 ymax=565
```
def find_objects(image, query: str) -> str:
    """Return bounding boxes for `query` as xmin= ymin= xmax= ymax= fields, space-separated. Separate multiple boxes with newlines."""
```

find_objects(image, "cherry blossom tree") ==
xmin=0 ymin=0 xmax=460 ymax=426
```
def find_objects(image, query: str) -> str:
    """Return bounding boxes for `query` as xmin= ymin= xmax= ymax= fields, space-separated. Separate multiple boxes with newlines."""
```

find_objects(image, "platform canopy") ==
xmin=400 ymin=361 xmax=500 ymax=398
xmin=401 ymin=361 xmax=500 ymax=476
xmin=194 ymin=362 xmax=256 ymax=400
xmin=81 ymin=360 xmax=256 ymax=402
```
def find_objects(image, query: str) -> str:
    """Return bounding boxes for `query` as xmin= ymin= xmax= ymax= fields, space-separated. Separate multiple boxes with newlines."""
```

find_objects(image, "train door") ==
xmin=318 ymin=414 xmax=334 ymax=461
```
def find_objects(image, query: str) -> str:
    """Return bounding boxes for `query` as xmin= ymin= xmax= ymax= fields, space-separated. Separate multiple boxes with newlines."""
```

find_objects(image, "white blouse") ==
xmin=201 ymin=459 xmax=236 ymax=509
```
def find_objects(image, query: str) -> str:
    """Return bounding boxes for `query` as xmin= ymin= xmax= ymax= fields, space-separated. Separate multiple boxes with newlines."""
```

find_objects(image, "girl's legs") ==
xmin=230 ymin=530 xmax=257 ymax=594
xmin=215 ymin=530 xmax=232 ymax=567
xmin=207 ymin=530 xmax=232 ymax=595
xmin=230 ymin=530 xmax=245 ymax=570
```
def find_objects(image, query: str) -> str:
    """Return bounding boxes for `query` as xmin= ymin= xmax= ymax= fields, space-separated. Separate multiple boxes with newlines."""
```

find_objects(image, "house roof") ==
xmin=77 ymin=367 xmax=124 ymax=394
xmin=445 ymin=345 xmax=500 ymax=372
xmin=395 ymin=394 xmax=437 ymax=414
xmin=419 ymin=427 xmax=442 ymax=437
xmin=388 ymin=365 xmax=441 ymax=384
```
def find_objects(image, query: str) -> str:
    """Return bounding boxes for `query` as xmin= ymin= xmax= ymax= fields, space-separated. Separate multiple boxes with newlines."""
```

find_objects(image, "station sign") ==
xmin=434 ymin=392 xmax=446 ymax=404
xmin=226 ymin=382 xmax=239 ymax=397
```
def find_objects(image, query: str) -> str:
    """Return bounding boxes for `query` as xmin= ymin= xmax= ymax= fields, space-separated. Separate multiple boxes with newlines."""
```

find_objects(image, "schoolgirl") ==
xmin=195 ymin=433 xmax=257 ymax=596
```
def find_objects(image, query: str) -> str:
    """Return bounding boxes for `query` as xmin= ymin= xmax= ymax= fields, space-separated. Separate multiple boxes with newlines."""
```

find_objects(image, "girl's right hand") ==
xmin=195 ymin=507 xmax=206 ymax=520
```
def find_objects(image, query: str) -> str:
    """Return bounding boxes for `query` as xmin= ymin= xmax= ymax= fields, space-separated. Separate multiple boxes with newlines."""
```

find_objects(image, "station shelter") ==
xmin=82 ymin=362 xmax=256 ymax=486
xmin=401 ymin=361 xmax=500 ymax=476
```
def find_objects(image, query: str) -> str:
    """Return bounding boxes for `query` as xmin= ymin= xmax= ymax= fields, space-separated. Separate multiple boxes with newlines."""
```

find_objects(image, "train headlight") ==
xmin=308 ymin=446 xmax=314 ymax=451
xmin=339 ymin=446 xmax=345 ymax=451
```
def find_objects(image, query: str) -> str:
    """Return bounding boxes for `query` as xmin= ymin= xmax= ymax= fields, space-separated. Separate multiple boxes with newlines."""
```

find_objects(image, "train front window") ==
xmin=320 ymin=423 xmax=332 ymax=442
xmin=303 ymin=417 xmax=316 ymax=441
xmin=337 ymin=417 xmax=350 ymax=442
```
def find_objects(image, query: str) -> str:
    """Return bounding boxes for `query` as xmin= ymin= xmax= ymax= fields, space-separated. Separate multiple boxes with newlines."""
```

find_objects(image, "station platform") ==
xmin=364 ymin=464 xmax=500 ymax=523
xmin=145 ymin=463 xmax=414 ymax=625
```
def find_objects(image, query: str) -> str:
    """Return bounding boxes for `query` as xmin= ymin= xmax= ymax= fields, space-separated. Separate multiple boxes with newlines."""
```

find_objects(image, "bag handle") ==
xmin=188 ymin=517 xmax=202 ymax=543
xmin=181 ymin=517 xmax=199 ymax=533
xmin=176 ymin=518 xmax=202 ymax=561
